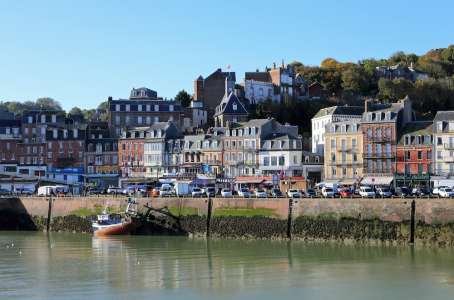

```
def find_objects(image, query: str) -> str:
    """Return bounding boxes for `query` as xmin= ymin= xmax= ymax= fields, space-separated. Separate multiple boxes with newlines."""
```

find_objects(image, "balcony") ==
xmin=363 ymin=153 xmax=395 ymax=159
xmin=367 ymin=136 xmax=394 ymax=143
xmin=328 ymin=161 xmax=362 ymax=166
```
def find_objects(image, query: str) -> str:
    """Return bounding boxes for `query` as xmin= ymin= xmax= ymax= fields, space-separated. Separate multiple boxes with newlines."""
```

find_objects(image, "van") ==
xmin=37 ymin=186 xmax=56 ymax=196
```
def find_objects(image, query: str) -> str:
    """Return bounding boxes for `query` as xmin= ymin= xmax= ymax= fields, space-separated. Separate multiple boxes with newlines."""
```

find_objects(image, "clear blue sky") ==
xmin=0 ymin=0 xmax=452 ymax=111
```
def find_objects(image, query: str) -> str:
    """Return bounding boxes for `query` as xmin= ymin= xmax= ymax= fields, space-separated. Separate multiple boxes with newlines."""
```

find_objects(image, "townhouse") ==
xmin=360 ymin=97 xmax=413 ymax=186
xmin=395 ymin=121 xmax=432 ymax=188
xmin=433 ymin=111 xmax=454 ymax=185
xmin=324 ymin=120 xmax=363 ymax=186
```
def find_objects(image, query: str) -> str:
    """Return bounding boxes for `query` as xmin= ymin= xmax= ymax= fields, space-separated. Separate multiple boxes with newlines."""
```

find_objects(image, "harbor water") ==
xmin=1 ymin=232 xmax=454 ymax=299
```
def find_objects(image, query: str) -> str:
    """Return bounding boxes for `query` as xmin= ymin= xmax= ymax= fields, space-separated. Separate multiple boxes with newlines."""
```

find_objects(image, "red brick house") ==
xmin=395 ymin=121 xmax=432 ymax=187
xmin=118 ymin=128 xmax=145 ymax=178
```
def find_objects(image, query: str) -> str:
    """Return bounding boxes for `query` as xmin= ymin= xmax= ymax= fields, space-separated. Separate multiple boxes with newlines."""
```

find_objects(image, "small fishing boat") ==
xmin=92 ymin=199 xmax=140 ymax=236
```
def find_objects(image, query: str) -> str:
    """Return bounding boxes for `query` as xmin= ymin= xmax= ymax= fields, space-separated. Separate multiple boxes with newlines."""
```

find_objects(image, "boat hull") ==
xmin=93 ymin=221 xmax=138 ymax=236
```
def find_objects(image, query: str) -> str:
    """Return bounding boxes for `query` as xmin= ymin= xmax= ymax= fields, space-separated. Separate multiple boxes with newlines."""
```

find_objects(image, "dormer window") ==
xmin=233 ymin=103 xmax=237 ymax=111
xmin=386 ymin=112 xmax=391 ymax=120
xmin=52 ymin=114 xmax=56 ymax=123
xmin=126 ymin=104 xmax=130 ymax=112
xmin=437 ymin=121 xmax=443 ymax=131
xmin=154 ymin=104 xmax=159 ymax=112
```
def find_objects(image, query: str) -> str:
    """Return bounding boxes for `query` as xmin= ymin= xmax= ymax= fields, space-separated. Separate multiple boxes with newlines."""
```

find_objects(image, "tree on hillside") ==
xmin=341 ymin=65 xmax=371 ymax=95
xmin=36 ymin=97 xmax=62 ymax=110
xmin=68 ymin=107 xmax=83 ymax=116
xmin=175 ymin=90 xmax=192 ymax=107
xmin=97 ymin=101 xmax=108 ymax=112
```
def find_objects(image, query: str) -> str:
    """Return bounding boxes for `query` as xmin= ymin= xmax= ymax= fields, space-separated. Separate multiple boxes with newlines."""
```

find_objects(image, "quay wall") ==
xmin=1 ymin=196 xmax=454 ymax=245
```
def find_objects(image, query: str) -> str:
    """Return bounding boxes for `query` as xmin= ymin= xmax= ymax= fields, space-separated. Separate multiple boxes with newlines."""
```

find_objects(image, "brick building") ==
xmin=108 ymin=87 xmax=184 ymax=138
xmin=85 ymin=121 xmax=119 ymax=187
xmin=395 ymin=121 xmax=432 ymax=188
xmin=194 ymin=68 xmax=236 ymax=122
xmin=0 ymin=119 xmax=21 ymax=162
xmin=118 ymin=128 xmax=146 ymax=179
xmin=360 ymin=97 xmax=413 ymax=186
xmin=18 ymin=110 xmax=66 ymax=166
xmin=45 ymin=125 xmax=86 ymax=169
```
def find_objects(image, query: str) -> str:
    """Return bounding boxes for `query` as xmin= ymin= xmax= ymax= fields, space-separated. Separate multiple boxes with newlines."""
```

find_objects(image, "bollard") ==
xmin=409 ymin=200 xmax=416 ymax=244
xmin=287 ymin=198 xmax=293 ymax=239
xmin=46 ymin=195 xmax=53 ymax=232
xmin=206 ymin=197 xmax=213 ymax=237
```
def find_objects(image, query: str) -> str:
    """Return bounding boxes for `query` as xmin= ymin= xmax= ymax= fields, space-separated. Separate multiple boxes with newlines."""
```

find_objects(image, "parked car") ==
xmin=0 ymin=188 xmax=11 ymax=196
xmin=254 ymin=188 xmax=267 ymax=198
xmin=220 ymin=188 xmax=232 ymax=197
xmin=203 ymin=187 xmax=216 ymax=197
xmin=359 ymin=186 xmax=375 ymax=198
xmin=191 ymin=187 xmax=204 ymax=198
xmin=270 ymin=188 xmax=283 ymax=197
xmin=238 ymin=188 xmax=250 ymax=198
xmin=87 ymin=187 xmax=105 ymax=195
xmin=412 ymin=187 xmax=430 ymax=197
xmin=159 ymin=184 xmax=174 ymax=197
xmin=395 ymin=186 xmax=411 ymax=197
xmin=339 ymin=189 xmax=352 ymax=198
xmin=432 ymin=186 xmax=447 ymax=196
xmin=107 ymin=187 xmax=125 ymax=195
xmin=438 ymin=187 xmax=454 ymax=198
xmin=322 ymin=187 xmax=335 ymax=198
xmin=305 ymin=188 xmax=316 ymax=197
xmin=15 ymin=187 xmax=35 ymax=195
xmin=376 ymin=187 xmax=393 ymax=198
xmin=287 ymin=189 xmax=301 ymax=198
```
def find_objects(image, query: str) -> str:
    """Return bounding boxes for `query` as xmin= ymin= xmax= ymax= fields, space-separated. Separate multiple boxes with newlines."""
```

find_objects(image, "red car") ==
xmin=339 ymin=189 xmax=352 ymax=198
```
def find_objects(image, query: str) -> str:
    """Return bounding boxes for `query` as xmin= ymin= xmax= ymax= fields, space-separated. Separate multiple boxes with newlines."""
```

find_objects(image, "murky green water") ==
xmin=1 ymin=232 xmax=454 ymax=299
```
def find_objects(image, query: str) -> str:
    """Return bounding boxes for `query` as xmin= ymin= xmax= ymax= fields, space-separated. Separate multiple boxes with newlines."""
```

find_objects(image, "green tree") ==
xmin=341 ymin=65 xmax=370 ymax=95
xmin=68 ymin=107 xmax=83 ymax=116
xmin=175 ymin=90 xmax=192 ymax=107
xmin=36 ymin=97 xmax=62 ymax=110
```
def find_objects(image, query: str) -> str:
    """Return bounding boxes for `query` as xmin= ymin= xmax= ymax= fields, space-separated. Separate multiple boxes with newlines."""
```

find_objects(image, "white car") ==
xmin=107 ymin=187 xmax=126 ymax=195
xmin=254 ymin=189 xmax=267 ymax=198
xmin=359 ymin=186 xmax=376 ymax=198
xmin=376 ymin=187 xmax=393 ymax=198
xmin=287 ymin=189 xmax=301 ymax=198
xmin=238 ymin=188 xmax=250 ymax=198
xmin=191 ymin=187 xmax=204 ymax=197
xmin=321 ymin=187 xmax=335 ymax=198
xmin=220 ymin=189 xmax=232 ymax=197
xmin=438 ymin=187 xmax=454 ymax=198
xmin=432 ymin=186 xmax=448 ymax=196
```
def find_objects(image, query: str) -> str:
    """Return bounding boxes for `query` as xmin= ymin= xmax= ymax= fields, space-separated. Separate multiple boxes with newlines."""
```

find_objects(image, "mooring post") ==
xmin=410 ymin=200 xmax=416 ymax=244
xmin=206 ymin=197 xmax=213 ymax=237
xmin=46 ymin=193 xmax=53 ymax=232
xmin=287 ymin=198 xmax=293 ymax=239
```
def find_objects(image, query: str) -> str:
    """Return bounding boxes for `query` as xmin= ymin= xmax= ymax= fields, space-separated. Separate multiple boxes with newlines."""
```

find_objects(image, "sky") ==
xmin=0 ymin=0 xmax=453 ymax=111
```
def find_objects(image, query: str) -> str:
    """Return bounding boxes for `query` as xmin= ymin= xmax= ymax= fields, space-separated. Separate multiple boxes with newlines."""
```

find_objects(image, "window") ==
xmin=278 ymin=156 xmax=285 ymax=166
xmin=367 ymin=128 xmax=372 ymax=138
xmin=52 ymin=114 xmax=56 ymax=123
xmin=138 ymin=104 xmax=142 ymax=112
xmin=342 ymin=168 xmax=347 ymax=176
xmin=126 ymin=104 xmax=130 ymax=112
xmin=154 ymin=104 xmax=159 ymax=111
xmin=233 ymin=103 xmax=237 ymax=111
xmin=169 ymin=105 xmax=174 ymax=112
xmin=138 ymin=116 xmax=142 ymax=124
xmin=437 ymin=137 xmax=442 ymax=145
xmin=418 ymin=151 xmax=422 ymax=160
xmin=263 ymin=157 xmax=270 ymax=166
xmin=271 ymin=157 xmax=277 ymax=166
xmin=405 ymin=151 xmax=411 ymax=160
xmin=437 ymin=151 xmax=442 ymax=159
xmin=331 ymin=139 xmax=336 ymax=149
xmin=41 ymin=115 xmax=46 ymax=123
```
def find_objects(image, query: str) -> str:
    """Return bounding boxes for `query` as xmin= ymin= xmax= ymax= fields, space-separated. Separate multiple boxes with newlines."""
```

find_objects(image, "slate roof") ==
xmin=398 ymin=121 xmax=433 ymax=144
xmin=245 ymin=72 xmax=272 ymax=83
xmin=214 ymin=92 xmax=248 ymax=116
xmin=313 ymin=106 xmax=363 ymax=118
xmin=434 ymin=111 xmax=454 ymax=121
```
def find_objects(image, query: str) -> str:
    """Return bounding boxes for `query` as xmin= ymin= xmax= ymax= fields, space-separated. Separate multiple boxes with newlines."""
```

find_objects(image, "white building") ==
xmin=311 ymin=106 xmax=363 ymax=154
xmin=244 ymin=80 xmax=279 ymax=104
xmin=433 ymin=111 xmax=454 ymax=181
xmin=259 ymin=133 xmax=303 ymax=176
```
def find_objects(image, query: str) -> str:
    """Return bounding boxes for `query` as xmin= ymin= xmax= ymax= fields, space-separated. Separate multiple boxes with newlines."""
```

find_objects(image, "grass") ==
xmin=213 ymin=208 xmax=276 ymax=217
xmin=168 ymin=207 xmax=200 ymax=216
xmin=69 ymin=204 xmax=122 ymax=217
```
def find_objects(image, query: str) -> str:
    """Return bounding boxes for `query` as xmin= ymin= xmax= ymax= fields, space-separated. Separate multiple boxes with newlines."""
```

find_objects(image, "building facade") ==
xmin=311 ymin=106 xmax=363 ymax=154
xmin=324 ymin=121 xmax=363 ymax=186
xmin=433 ymin=111 xmax=454 ymax=178
xmin=360 ymin=97 xmax=413 ymax=186
xmin=0 ymin=119 xmax=21 ymax=163
xmin=108 ymin=87 xmax=183 ymax=137
xmin=214 ymin=92 xmax=248 ymax=127
xmin=395 ymin=121 xmax=432 ymax=187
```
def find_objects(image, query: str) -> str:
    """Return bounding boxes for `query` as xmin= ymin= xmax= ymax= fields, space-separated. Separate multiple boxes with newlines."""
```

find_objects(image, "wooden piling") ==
xmin=410 ymin=200 xmax=415 ymax=244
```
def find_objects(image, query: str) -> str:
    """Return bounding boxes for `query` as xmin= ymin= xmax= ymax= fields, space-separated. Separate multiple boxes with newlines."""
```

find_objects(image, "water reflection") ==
xmin=2 ymin=232 xmax=454 ymax=299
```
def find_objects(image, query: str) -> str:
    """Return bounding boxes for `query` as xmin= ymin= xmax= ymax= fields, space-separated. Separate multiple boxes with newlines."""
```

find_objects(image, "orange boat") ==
xmin=92 ymin=199 xmax=140 ymax=236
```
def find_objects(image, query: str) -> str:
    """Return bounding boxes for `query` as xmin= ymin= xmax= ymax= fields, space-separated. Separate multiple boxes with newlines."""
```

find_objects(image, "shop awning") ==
xmin=235 ymin=177 xmax=265 ymax=184
xmin=361 ymin=176 xmax=393 ymax=186
xmin=431 ymin=176 xmax=454 ymax=187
